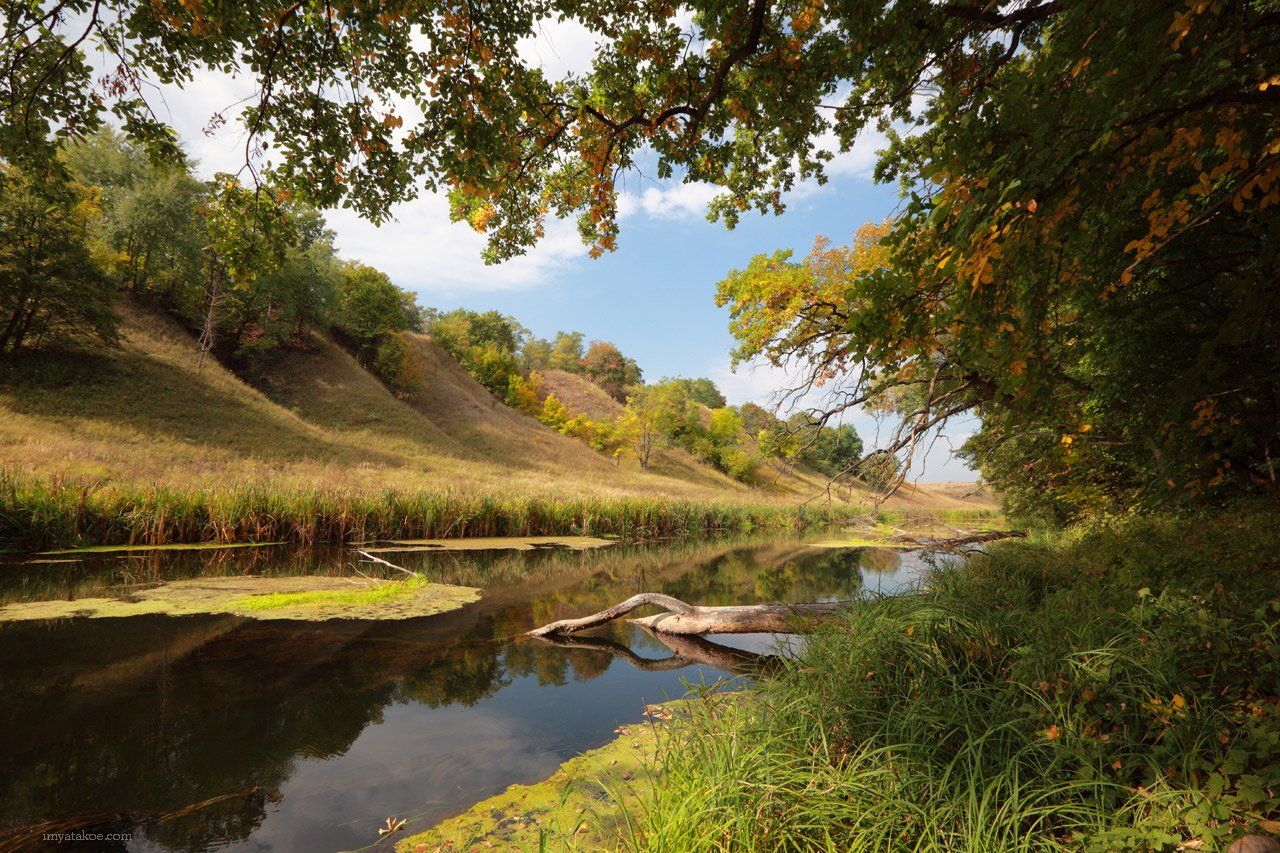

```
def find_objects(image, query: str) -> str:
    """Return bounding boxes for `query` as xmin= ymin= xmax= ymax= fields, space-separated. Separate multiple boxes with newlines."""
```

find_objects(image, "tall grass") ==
xmin=625 ymin=506 xmax=1280 ymax=850
xmin=0 ymin=470 xmax=859 ymax=550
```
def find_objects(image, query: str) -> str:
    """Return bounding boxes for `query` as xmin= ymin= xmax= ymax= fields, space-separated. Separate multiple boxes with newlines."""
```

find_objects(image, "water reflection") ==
xmin=0 ymin=538 xmax=927 ymax=851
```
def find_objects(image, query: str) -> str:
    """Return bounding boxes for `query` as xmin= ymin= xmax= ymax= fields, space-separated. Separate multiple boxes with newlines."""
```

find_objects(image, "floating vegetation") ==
xmin=40 ymin=541 xmax=281 ymax=555
xmin=369 ymin=535 xmax=617 ymax=553
xmin=0 ymin=575 xmax=480 ymax=622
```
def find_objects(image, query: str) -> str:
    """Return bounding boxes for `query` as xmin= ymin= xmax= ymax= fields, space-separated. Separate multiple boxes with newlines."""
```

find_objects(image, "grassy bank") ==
xmin=622 ymin=505 xmax=1280 ymax=850
xmin=0 ymin=471 xmax=866 ymax=551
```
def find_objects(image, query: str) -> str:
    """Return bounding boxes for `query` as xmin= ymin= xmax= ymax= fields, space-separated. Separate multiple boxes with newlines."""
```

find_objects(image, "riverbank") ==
xmin=0 ymin=470 xmax=999 ymax=551
xmin=420 ymin=505 xmax=1280 ymax=850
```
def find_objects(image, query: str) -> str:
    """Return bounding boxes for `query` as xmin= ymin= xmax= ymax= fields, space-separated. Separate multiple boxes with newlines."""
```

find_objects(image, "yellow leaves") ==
xmin=1168 ymin=11 xmax=1194 ymax=49
xmin=1060 ymin=434 xmax=1074 ymax=446
xmin=469 ymin=203 xmax=496 ymax=232
xmin=1070 ymin=56 xmax=1091 ymax=79
xmin=1259 ymin=74 xmax=1280 ymax=92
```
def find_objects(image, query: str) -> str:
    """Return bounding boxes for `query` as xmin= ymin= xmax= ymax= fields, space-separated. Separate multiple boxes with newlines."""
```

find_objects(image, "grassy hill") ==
xmin=0 ymin=302 xmax=995 ymax=547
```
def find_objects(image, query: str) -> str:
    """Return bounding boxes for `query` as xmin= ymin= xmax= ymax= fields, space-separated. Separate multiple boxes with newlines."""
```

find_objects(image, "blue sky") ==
xmin=113 ymin=20 xmax=977 ymax=482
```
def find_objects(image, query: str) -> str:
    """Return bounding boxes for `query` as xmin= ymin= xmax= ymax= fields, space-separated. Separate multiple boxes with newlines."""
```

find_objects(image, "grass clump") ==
xmin=625 ymin=505 xmax=1280 ymax=851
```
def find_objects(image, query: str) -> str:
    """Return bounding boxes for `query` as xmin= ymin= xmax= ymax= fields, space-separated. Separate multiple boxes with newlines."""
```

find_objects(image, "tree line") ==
xmin=1 ymin=129 xmax=871 ymax=488
xmin=1 ymin=130 xmax=422 ymax=385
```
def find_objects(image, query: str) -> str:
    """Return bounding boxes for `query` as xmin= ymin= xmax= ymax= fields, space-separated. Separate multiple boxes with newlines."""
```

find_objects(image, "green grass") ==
xmin=0 ymin=470 xmax=862 ymax=550
xmin=621 ymin=504 xmax=1280 ymax=851
xmin=231 ymin=574 xmax=429 ymax=612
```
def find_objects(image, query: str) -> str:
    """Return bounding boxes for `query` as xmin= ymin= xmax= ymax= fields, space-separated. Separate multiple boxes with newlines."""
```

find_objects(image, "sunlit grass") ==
xmin=0 ymin=469 xmax=857 ymax=549
xmin=622 ymin=505 xmax=1280 ymax=850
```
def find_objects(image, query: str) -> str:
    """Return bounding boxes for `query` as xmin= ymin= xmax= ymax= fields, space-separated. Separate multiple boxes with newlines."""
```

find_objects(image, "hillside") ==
xmin=0 ymin=302 xmax=995 ymax=517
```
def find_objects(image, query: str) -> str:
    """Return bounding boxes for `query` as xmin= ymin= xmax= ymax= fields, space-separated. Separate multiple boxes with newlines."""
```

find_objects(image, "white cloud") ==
xmin=517 ymin=17 xmax=602 ymax=79
xmin=617 ymin=181 xmax=722 ymax=221
xmin=326 ymin=197 xmax=589 ymax=296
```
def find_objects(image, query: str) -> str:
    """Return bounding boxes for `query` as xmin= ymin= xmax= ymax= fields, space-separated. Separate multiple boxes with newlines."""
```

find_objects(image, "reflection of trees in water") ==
xmin=858 ymin=548 xmax=903 ymax=574
xmin=0 ymin=537 xmax=881 ymax=849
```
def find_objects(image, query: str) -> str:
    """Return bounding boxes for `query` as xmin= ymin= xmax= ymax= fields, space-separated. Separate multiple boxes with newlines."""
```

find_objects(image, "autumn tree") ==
xmin=581 ymin=340 xmax=642 ymax=402
xmin=617 ymin=383 xmax=688 ymax=469
xmin=548 ymin=332 xmax=586 ymax=372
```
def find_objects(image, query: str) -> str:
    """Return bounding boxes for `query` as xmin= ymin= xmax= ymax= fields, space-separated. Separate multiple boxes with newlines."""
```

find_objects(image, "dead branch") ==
xmin=529 ymin=592 xmax=852 ymax=637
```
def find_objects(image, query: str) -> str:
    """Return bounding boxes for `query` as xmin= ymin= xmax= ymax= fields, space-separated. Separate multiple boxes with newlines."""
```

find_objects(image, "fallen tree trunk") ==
xmin=527 ymin=592 xmax=852 ymax=637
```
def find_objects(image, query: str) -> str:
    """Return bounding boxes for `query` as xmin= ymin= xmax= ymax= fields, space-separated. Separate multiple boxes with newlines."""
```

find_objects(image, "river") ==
xmin=0 ymin=536 xmax=935 ymax=851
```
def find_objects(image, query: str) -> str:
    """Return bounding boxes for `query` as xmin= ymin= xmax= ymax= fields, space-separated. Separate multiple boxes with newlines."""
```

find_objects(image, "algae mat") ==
xmin=0 ymin=576 xmax=481 ymax=622
xmin=366 ymin=535 xmax=616 ymax=553
xmin=399 ymin=720 xmax=659 ymax=851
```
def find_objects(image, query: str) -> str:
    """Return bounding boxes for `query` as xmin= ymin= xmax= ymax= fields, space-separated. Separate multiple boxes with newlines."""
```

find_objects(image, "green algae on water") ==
xmin=0 ymin=575 xmax=480 ymax=622
xmin=41 ymin=541 xmax=282 ymax=555
xmin=369 ymin=535 xmax=617 ymax=553
xmin=397 ymin=718 xmax=660 ymax=851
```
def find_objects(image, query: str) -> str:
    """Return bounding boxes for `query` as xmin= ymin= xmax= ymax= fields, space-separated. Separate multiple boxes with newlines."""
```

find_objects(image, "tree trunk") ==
xmin=528 ymin=592 xmax=851 ymax=637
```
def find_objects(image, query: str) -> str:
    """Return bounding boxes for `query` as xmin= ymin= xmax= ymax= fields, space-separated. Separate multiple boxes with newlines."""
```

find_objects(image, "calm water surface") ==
xmin=0 ymin=537 xmax=933 ymax=851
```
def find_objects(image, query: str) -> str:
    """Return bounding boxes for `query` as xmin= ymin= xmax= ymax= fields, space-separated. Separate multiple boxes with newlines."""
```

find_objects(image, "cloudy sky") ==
xmin=104 ymin=19 xmax=976 ymax=481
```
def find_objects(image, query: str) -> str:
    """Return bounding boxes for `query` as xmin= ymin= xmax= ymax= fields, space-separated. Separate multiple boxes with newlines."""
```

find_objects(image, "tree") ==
xmin=62 ymin=128 xmax=204 ymax=302
xmin=670 ymin=377 xmax=727 ymax=409
xmin=581 ymin=340 xmax=642 ymax=402
xmin=333 ymin=262 xmax=420 ymax=356
xmin=548 ymin=332 xmax=585 ymax=372
xmin=0 ymin=164 xmax=117 ymax=354
xmin=617 ymin=383 xmax=688 ymax=470
xmin=520 ymin=337 xmax=553 ymax=373
xmin=507 ymin=370 xmax=545 ymax=415
xmin=426 ymin=308 xmax=526 ymax=397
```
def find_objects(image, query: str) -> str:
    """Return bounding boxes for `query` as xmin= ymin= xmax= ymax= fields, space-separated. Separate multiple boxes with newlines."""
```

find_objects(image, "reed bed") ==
xmin=0 ymin=471 xmax=856 ymax=550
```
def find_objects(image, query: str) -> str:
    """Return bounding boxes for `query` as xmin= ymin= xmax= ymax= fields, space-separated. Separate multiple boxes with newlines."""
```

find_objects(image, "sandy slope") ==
xmin=0 ymin=302 xmax=995 ymax=513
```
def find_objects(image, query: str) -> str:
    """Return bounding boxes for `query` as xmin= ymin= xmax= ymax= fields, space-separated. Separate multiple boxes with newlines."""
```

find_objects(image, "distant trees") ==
xmin=427 ymin=309 xmax=526 ymax=397
xmin=548 ymin=332 xmax=586 ymax=372
xmin=581 ymin=340 xmax=642 ymax=402
xmin=0 ymin=163 xmax=117 ymax=354
xmin=8 ymin=129 xmax=424 ymax=382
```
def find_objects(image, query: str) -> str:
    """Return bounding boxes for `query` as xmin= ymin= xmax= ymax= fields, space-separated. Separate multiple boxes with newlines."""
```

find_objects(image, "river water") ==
xmin=0 ymin=537 xmax=933 ymax=851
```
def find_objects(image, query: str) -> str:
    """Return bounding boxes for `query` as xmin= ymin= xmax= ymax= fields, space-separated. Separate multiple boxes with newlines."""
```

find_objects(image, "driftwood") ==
xmin=528 ymin=592 xmax=851 ymax=638
xmin=906 ymin=529 xmax=1026 ymax=550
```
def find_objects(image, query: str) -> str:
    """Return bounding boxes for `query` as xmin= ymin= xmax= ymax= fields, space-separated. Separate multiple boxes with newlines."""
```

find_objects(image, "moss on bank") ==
xmin=398 ymin=719 xmax=660 ymax=852
xmin=0 ymin=575 xmax=480 ymax=622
